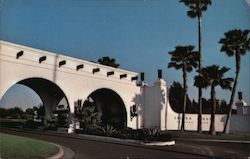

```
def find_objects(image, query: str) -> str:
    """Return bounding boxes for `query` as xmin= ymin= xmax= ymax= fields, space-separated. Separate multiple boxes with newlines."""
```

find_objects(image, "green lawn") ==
xmin=168 ymin=130 xmax=250 ymax=141
xmin=0 ymin=133 xmax=59 ymax=159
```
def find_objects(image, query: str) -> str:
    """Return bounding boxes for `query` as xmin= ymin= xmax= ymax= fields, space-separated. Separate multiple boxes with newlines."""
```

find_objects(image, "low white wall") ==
xmin=166 ymin=102 xmax=226 ymax=132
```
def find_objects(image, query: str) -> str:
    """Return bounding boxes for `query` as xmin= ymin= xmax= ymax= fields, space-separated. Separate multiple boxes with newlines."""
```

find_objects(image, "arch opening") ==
xmin=87 ymin=88 xmax=127 ymax=129
xmin=0 ymin=78 xmax=70 ymax=128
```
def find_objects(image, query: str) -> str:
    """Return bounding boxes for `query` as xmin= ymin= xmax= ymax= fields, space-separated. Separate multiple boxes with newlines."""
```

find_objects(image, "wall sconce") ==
xmin=130 ymin=104 xmax=137 ymax=120
xmin=16 ymin=51 xmax=24 ymax=59
xmin=59 ymin=60 xmax=66 ymax=67
xmin=76 ymin=64 xmax=84 ymax=71
xmin=39 ymin=56 xmax=47 ymax=63
xmin=93 ymin=68 xmax=100 ymax=74
xmin=107 ymin=71 xmax=114 ymax=77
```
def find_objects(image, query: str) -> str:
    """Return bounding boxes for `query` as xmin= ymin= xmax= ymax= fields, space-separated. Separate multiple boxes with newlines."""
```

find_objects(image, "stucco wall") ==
xmin=142 ymin=79 xmax=167 ymax=130
xmin=0 ymin=40 xmax=141 ymax=129
xmin=1 ymin=40 xmax=249 ymax=133
xmin=166 ymin=99 xmax=226 ymax=132
xmin=230 ymin=115 xmax=250 ymax=134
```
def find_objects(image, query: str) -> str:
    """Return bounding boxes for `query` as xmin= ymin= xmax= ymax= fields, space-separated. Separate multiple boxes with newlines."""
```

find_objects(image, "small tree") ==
xmin=168 ymin=45 xmax=198 ymax=131
xmin=169 ymin=81 xmax=192 ymax=113
xmin=194 ymin=65 xmax=233 ymax=134
xmin=75 ymin=99 xmax=101 ymax=130
xmin=0 ymin=108 xmax=7 ymax=118
xmin=98 ymin=56 xmax=120 ymax=68
xmin=8 ymin=107 xmax=24 ymax=119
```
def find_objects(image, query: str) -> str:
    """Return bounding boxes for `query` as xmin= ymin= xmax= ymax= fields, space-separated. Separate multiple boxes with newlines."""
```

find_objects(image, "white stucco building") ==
xmin=1 ymin=41 xmax=249 ymax=134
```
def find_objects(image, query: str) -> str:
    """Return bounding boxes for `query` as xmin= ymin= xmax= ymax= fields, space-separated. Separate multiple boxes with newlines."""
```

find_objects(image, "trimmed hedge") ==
xmin=0 ymin=118 xmax=26 ymax=128
xmin=76 ymin=127 xmax=172 ymax=142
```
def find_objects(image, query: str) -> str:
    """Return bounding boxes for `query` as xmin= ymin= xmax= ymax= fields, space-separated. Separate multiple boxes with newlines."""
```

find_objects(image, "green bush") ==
xmin=46 ymin=116 xmax=58 ymax=131
xmin=76 ymin=126 xmax=172 ymax=142
xmin=113 ymin=128 xmax=172 ymax=141
xmin=76 ymin=125 xmax=101 ymax=135
xmin=75 ymin=100 xmax=101 ymax=130
xmin=0 ymin=119 xmax=25 ymax=128
xmin=57 ymin=114 xmax=68 ymax=128
xmin=100 ymin=125 xmax=117 ymax=137
xmin=23 ymin=120 xmax=41 ymax=129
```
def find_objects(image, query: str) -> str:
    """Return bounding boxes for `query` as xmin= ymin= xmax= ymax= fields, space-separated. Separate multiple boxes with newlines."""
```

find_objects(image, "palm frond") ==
xmin=219 ymin=29 xmax=250 ymax=57
xmin=180 ymin=0 xmax=212 ymax=18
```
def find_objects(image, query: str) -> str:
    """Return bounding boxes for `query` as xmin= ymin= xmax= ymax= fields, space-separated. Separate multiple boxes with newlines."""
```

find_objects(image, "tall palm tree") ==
xmin=194 ymin=65 xmax=233 ymax=135
xmin=219 ymin=29 xmax=250 ymax=133
xmin=98 ymin=56 xmax=120 ymax=68
xmin=180 ymin=0 xmax=212 ymax=133
xmin=168 ymin=45 xmax=198 ymax=131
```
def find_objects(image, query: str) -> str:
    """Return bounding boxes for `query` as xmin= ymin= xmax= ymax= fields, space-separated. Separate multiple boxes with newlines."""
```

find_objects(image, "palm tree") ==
xmin=219 ymin=29 xmax=250 ymax=133
xmin=168 ymin=45 xmax=198 ymax=131
xmin=98 ymin=56 xmax=120 ymax=68
xmin=180 ymin=0 xmax=212 ymax=133
xmin=194 ymin=65 xmax=233 ymax=135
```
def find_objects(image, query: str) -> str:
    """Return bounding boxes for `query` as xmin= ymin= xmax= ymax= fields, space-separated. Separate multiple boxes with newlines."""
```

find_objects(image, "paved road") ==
xmin=1 ymin=129 xmax=250 ymax=159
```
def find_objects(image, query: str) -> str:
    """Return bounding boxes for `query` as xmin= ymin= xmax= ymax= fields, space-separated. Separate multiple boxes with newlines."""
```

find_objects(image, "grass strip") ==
xmin=0 ymin=132 xmax=58 ymax=159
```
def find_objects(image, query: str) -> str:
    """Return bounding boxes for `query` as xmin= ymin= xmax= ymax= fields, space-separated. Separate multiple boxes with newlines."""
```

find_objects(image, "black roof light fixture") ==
xmin=158 ymin=69 xmax=162 ymax=79
xmin=131 ymin=76 xmax=138 ymax=81
xmin=76 ymin=64 xmax=84 ymax=71
xmin=16 ymin=51 xmax=24 ymax=59
xmin=107 ymin=71 xmax=114 ymax=77
xmin=93 ymin=68 xmax=100 ymax=74
xmin=140 ymin=72 xmax=145 ymax=81
xmin=59 ymin=60 xmax=66 ymax=67
xmin=120 ymin=74 xmax=127 ymax=79
xmin=39 ymin=56 xmax=47 ymax=63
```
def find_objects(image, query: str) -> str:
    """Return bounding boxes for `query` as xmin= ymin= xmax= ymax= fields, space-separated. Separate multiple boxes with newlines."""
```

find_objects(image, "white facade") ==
xmin=1 ymin=41 xmax=249 ymax=134
xmin=0 ymin=41 xmax=141 ymax=132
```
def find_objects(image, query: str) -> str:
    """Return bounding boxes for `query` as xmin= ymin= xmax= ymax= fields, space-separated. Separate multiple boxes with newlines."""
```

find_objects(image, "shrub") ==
xmin=46 ymin=116 xmax=58 ymax=131
xmin=23 ymin=120 xmax=39 ymax=129
xmin=76 ymin=125 xmax=102 ymax=135
xmin=0 ymin=119 xmax=25 ymax=128
xmin=57 ymin=114 xmax=68 ymax=128
xmin=101 ymin=125 xmax=117 ymax=137
xmin=75 ymin=100 xmax=101 ymax=130
xmin=114 ymin=128 xmax=172 ymax=142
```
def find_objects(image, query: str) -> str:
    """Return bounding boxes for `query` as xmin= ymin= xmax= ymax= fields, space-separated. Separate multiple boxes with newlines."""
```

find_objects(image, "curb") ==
xmin=47 ymin=143 xmax=64 ymax=159
xmin=143 ymin=141 xmax=176 ymax=146
xmin=174 ymin=138 xmax=250 ymax=144
xmin=78 ymin=134 xmax=176 ymax=146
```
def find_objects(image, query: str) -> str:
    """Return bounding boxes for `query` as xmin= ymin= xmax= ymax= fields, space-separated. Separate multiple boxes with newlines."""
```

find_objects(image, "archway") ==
xmin=88 ymin=88 xmax=127 ymax=129
xmin=0 ymin=78 xmax=70 ymax=128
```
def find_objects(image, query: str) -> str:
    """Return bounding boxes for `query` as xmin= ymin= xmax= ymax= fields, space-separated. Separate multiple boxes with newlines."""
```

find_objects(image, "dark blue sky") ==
xmin=0 ymin=0 xmax=249 ymax=109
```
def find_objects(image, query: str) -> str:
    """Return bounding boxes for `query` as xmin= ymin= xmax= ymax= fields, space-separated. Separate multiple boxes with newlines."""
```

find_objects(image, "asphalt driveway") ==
xmin=1 ymin=129 xmax=249 ymax=159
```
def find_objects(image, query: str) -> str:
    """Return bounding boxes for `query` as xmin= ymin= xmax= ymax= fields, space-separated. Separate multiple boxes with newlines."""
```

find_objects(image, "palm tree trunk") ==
xmin=181 ymin=66 xmax=187 ymax=131
xmin=210 ymin=85 xmax=216 ymax=135
xmin=223 ymin=52 xmax=240 ymax=133
xmin=197 ymin=15 xmax=203 ymax=133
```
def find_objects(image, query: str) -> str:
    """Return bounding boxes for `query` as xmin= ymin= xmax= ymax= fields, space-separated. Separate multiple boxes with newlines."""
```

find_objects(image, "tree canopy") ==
xmin=97 ymin=56 xmax=120 ymax=68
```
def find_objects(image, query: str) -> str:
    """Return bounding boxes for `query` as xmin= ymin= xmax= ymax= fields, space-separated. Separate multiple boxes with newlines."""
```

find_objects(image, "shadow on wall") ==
xmin=132 ymin=86 xmax=144 ymax=129
xmin=53 ymin=54 xmax=59 ymax=83
xmin=132 ymin=82 xmax=167 ymax=130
